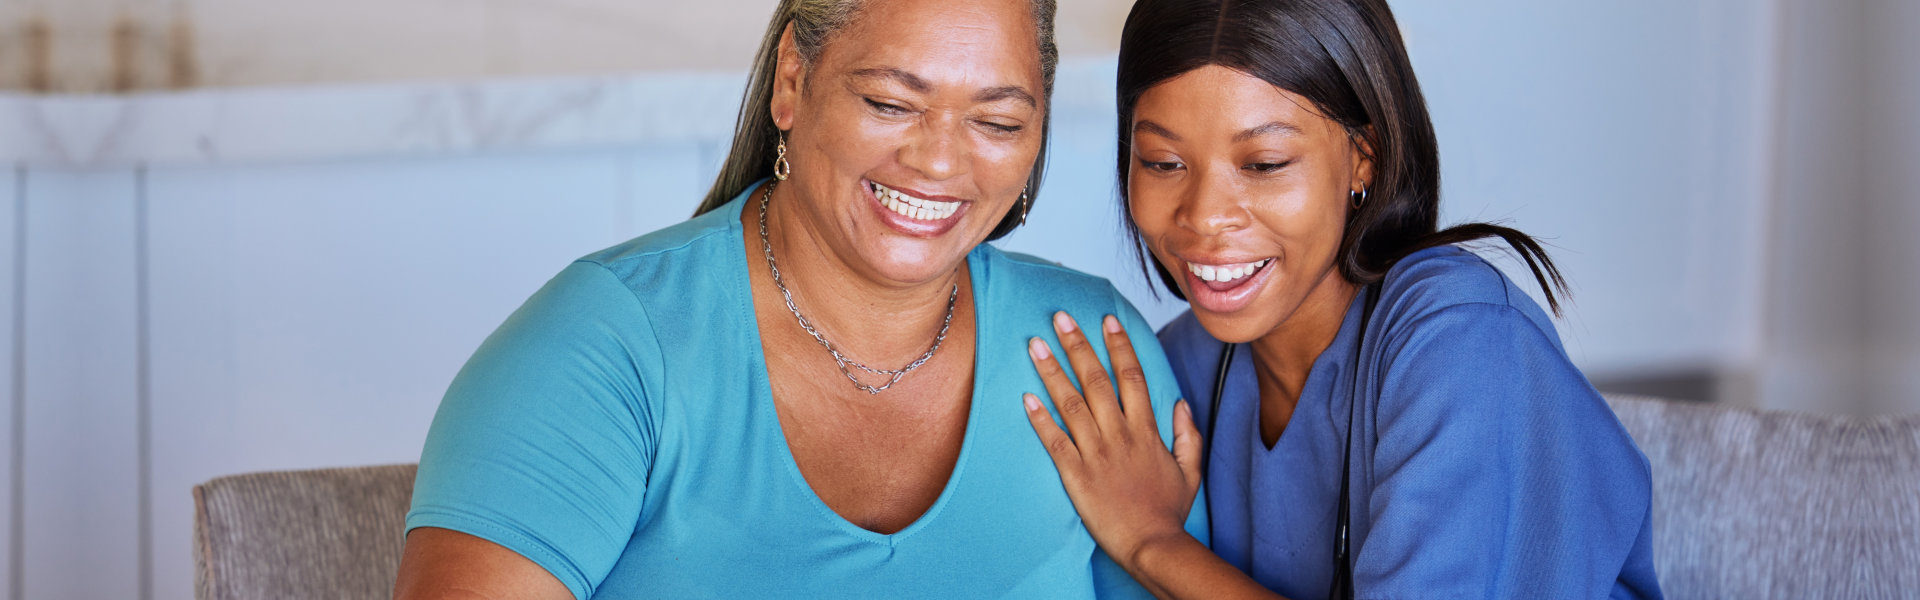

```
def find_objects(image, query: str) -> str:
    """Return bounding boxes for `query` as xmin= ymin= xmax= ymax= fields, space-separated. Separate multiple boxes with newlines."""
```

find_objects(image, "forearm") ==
xmin=1123 ymin=534 xmax=1290 ymax=600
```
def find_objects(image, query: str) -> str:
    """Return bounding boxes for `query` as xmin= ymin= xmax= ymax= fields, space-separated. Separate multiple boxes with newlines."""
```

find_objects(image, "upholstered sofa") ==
xmin=191 ymin=394 xmax=1920 ymax=599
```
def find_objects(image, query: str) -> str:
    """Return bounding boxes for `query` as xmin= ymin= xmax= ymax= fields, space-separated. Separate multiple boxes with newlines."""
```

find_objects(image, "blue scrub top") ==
xmin=407 ymin=182 xmax=1206 ymax=599
xmin=1159 ymin=246 xmax=1662 ymax=599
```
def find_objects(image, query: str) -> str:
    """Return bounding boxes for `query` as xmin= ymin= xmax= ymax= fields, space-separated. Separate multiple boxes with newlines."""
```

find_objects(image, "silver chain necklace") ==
xmin=758 ymin=182 xmax=958 ymax=395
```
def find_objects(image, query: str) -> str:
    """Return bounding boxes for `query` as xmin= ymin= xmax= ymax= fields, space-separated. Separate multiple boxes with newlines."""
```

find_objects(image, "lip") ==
xmin=864 ymin=178 xmax=971 ymax=238
xmin=1179 ymin=254 xmax=1277 ymax=314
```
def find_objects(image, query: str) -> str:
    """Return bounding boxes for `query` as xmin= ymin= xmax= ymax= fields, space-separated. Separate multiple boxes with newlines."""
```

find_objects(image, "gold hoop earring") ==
xmin=773 ymin=133 xmax=791 ymax=181
xmin=1018 ymin=188 xmax=1032 ymax=226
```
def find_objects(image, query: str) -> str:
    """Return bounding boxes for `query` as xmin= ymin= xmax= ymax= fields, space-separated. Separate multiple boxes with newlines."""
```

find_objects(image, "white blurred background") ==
xmin=0 ymin=0 xmax=1914 ymax=598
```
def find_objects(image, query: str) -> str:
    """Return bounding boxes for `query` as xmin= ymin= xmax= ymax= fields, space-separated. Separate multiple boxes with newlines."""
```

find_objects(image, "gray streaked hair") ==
xmin=694 ymin=0 xmax=1058 ymax=241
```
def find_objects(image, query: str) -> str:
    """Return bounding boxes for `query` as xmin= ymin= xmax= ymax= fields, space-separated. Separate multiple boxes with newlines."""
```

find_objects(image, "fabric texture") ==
xmin=1604 ymin=394 xmax=1920 ymax=598
xmin=192 ymin=463 xmax=417 ymax=600
xmin=405 ymin=182 xmax=1206 ymax=599
xmin=1159 ymin=245 xmax=1662 ymax=599
xmin=189 ymin=400 xmax=1920 ymax=599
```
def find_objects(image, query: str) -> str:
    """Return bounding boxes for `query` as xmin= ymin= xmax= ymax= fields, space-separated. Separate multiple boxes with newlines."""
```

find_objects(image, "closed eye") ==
xmin=1245 ymin=161 xmax=1291 ymax=173
xmin=978 ymin=120 xmax=1023 ymax=134
xmin=865 ymin=98 xmax=911 ymax=115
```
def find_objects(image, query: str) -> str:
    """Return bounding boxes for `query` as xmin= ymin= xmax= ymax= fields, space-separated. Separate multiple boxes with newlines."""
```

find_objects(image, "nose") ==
xmin=897 ymin=114 xmax=967 ymax=181
xmin=1173 ymin=165 xmax=1250 ymax=236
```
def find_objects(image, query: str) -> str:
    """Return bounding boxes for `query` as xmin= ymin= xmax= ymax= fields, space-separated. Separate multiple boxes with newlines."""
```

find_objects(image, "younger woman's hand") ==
xmin=1024 ymin=312 xmax=1203 ymax=573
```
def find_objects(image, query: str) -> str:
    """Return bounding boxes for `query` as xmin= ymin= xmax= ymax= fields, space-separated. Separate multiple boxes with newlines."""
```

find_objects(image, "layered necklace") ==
xmin=758 ymin=182 xmax=959 ymax=395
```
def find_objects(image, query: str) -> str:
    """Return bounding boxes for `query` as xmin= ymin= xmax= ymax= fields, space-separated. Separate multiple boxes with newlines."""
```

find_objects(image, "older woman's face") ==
xmin=1128 ymin=66 xmax=1372 ymax=342
xmin=770 ymin=0 xmax=1045 ymax=284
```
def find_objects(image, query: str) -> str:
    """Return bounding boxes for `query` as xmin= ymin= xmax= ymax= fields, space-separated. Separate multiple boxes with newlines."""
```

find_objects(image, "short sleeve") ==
xmin=1092 ymin=290 xmax=1212 ymax=598
xmin=406 ymin=261 xmax=660 ymax=600
xmin=1357 ymin=303 xmax=1653 ymax=598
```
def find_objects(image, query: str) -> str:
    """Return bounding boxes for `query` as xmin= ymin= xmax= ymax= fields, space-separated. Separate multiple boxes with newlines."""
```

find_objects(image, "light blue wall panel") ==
xmin=0 ymin=168 xmax=16 ymax=600
xmin=622 ymin=141 xmax=723 ymax=235
xmin=21 ymin=170 xmax=142 ymax=600
xmin=1396 ymin=0 xmax=1774 ymax=376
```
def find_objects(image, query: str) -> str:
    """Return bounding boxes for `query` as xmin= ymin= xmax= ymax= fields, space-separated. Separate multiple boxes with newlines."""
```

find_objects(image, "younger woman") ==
xmin=1021 ymin=0 xmax=1662 ymax=597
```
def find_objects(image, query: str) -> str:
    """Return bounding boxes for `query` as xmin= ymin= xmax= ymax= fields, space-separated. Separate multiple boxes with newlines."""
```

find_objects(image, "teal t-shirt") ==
xmin=406 ymin=185 xmax=1207 ymax=599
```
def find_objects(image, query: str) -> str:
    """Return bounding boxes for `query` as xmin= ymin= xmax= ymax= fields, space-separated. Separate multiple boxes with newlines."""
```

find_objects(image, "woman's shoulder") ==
xmin=495 ymin=200 xmax=745 ymax=355
xmin=530 ymin=197 xmax=749 ymax=322
xmin=1366 ymin=248 xmax=1647 ymax=499
xmin=973 ymin=246 xmax=1181 ymax=379
xmin=582 ymin=200 xmax=742 ymax=277
xmin=974 ymin=245 xmax=1133 ymax=314
xmin=1375 ymin=244 xmax=1561 ymax=351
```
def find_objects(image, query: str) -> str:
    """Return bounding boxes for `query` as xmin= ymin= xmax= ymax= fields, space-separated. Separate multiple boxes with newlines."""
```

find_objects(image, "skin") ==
xmin=394 ymin=0 xmax=1045 ymax=597
xmin=1023 ymin=65 xmax=1373 ymax=600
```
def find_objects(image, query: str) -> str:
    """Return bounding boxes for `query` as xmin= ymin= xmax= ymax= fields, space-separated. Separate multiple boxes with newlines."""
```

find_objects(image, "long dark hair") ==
xmin=694 ymin=0 xmax=1059 ymax=242
xmin=1116 ymin=0 xmax=1566 ymax=313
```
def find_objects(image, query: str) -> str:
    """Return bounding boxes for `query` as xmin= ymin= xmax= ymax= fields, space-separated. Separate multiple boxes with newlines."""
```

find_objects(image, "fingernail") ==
xmin=1024 ymin=394 xmax=1042 ymax=411
xmin=1176 ymin=398 xmax=1191 ymax=416
xmin=1028 ymin=337 xmax=1051 ymax=360
xmin=1053 ymin=311 xmax=1076 ymax=333
xmin=1104 ymin=315 xmax=1122 ymax=334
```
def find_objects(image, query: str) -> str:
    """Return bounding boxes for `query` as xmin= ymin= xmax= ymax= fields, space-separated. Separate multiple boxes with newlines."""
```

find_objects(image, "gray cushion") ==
xmin=193 ymin=464 xmax=416 ymax=600
xmin=189 ymin=399 xmax=1920 ymax=599
xmin=1605 ymin=394 xmax=1920 ymax=598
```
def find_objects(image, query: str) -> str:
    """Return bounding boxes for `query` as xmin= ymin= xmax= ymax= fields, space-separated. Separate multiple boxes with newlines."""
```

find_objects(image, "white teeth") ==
xmin=1187 ymin=258 xmax=1272 ymax=283
xmin=871 ymin=181 xmax=960 ymax=221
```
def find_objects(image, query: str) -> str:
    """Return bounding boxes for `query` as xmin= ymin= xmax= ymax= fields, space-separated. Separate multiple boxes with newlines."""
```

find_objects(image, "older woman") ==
xmin=1021 ymin=0 xmax=1661 ymax=598
xmin=392 ymin=0 xmax=1203 ymax=598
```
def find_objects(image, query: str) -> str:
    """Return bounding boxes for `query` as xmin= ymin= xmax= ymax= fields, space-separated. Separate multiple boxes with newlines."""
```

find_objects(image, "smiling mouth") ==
xmin=871 ymin=181 xmax=960 ymax=221
xmin=1186 ymin=258 xmax=1273 ymax=285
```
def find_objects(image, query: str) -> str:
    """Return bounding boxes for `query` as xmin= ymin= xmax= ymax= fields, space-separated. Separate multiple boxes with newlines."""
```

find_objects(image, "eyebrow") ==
xmin=1132 ymin=120 xmax=1182 ymax=142
xmin=1233 ymin=121 xmax=1304 ymax=142
xmin=850 ymin=67 xmax=932 ymax=93
xmin=849 ymin=67 xmax=1037 ymax=109
xmin=974 ymin=85 xmax=1037 ymax=109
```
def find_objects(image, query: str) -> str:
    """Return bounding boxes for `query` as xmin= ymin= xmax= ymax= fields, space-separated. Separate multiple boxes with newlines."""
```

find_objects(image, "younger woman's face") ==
xmin=770 ymin=0 xmax=1046 ymax=286
xmin=1128 ymin=65 xmax=1372 ymax=342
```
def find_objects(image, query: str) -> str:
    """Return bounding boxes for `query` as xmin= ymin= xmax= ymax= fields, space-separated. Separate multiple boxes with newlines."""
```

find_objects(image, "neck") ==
xmin=750 ymin=181 xmax=967 ymax=366
xmin=1246 ymin=269 xmax=1360 ymax=412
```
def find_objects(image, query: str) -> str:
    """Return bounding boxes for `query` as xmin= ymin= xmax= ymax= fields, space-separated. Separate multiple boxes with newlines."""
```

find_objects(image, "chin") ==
xmin=1188 ymin=304 xmax=1278 ymax=344
xmin=862 ymin=238 xmax=973 ymax=284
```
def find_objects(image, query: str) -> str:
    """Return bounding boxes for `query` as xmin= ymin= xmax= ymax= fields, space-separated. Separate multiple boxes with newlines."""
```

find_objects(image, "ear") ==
xmin=769 ymin=22 xmax=804 ymax=131
xmin=1349 ymin=125 xmax=1377 ymax=192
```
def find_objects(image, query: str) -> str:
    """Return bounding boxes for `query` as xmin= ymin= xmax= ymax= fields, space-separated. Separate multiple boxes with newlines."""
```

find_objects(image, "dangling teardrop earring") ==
xmin=773 ymin=132 xmax=791 ymax=181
